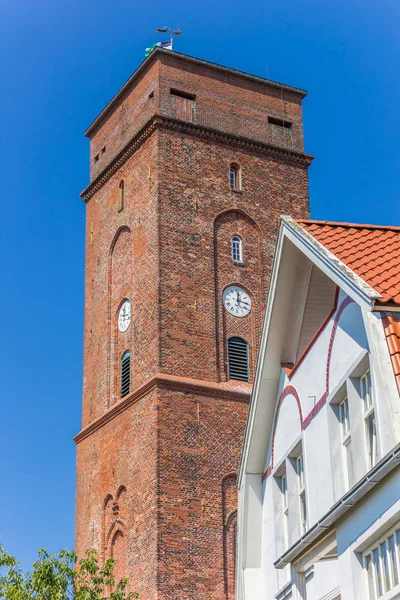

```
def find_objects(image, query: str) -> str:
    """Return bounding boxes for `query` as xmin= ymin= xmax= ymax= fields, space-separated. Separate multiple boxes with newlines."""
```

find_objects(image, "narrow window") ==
xmin=230 ymin=164 xmax=240 ymax=190
xmin=297 ymin=454 xmax=307 ymax=534
xmin=120 ymin=351 xmax=131 ymax=397
xmin=339 ymin=397 xmax=353 ymax=487
xmin=227 ymin=337 xmax=249 ymax=382
xmin=280 ymin=473 xmax=289 ymax=548
xmin=231 ymin=236 xmax=243 ymax=263
xmin=118 ymin=180 xmax=124 ymax=212
xmin=361 ymin=370 xmax=378 ymax=468
xmin=94 ymin=153 xmax=99 ymax=163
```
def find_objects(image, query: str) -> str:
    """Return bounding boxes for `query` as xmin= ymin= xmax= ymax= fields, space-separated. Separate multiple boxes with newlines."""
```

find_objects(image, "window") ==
xmin=280 ymin=473 xmax=289 ymax=547
xmin=363 ymin=523 xmax=400 ymax=599
xmin=227 ymin=337 xmax=249 ymax=382
xmin=118 ymin=180 xmax=124 ymax=212
xmin=297 ymin=454 xmax=307 ymax=534
xmin=268 ymin=116 xmax=292 ymax=129
xmin=120 ymin=351 xmax=131 ymax=397
xmin=230 ymin=164 xmax=240 ymax=190
xmin=339 ymin=397 xmax=354 ymax=487
xmin=231 ymin=236 xmax=243 ymax=263
xmin=170 ymin=88 xmax=196 ymax=100
xmin=361 ymin=370 xmax=378 ymax=468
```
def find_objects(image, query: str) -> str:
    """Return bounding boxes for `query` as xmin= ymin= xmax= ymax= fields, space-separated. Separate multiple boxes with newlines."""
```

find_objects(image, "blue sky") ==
xmin=0 ymin=0 xmax=399 ymax=568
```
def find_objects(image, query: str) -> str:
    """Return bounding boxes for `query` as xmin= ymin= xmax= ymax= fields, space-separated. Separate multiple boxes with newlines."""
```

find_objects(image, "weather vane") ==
xmin=145 ymin=27 xmax=182 ymax=57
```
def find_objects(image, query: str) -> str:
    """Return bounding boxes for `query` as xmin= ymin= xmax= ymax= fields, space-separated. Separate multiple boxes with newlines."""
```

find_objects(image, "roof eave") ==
xmin=282 ymin=216 xmax=382 ymax=309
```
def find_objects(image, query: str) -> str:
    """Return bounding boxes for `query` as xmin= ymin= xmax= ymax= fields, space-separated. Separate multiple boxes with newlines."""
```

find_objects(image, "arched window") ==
xmin=231 ymin=236 xmax=243 ymax=263
xmin=227 ymin=337 xmax=249 ymax=382
xmin=118 ymin=180 xmax=124 ymax=212
xmin=229 ymin=164 xmax=240 ymax=190
xmin=120 ymin=351 xmax=131 ymax=397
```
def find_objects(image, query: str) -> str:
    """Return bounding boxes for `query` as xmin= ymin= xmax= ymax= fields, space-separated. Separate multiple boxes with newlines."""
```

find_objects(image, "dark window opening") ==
xmin=101 ymin=146 xmax=106 ymax=154
xmin=94 ymin=154 xmax=99 ymax=162
xmin=118 ymin=180 xmax=124 ymax=212
xmin=268 ymin=116 xmax=292 ymax=129
xmin=148 ymin=90 xmax=154 ymax=99
xmin=228 ymin=337 xmax=249 ymax=382
xmin=170 ymin=88 xmax=196 ymax=101
xmin=120 ymin=350 xmax=131 ymax=397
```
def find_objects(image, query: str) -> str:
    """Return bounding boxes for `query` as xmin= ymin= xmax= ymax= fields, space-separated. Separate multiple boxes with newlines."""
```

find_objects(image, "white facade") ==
xmin=237 ymin=217 xmax=400 ymax=600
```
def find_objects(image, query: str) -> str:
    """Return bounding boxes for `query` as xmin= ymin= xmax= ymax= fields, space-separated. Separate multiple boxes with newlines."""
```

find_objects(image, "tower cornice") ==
xmin=80 ymin=114 xmax=314 ymax=202
xmin=74 ymin=373 xmax=251 ymax=444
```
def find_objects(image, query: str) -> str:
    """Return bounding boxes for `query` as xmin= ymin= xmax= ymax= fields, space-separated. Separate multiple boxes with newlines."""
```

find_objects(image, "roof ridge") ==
xmin=296 ymin=219 xmax=400 ymax=232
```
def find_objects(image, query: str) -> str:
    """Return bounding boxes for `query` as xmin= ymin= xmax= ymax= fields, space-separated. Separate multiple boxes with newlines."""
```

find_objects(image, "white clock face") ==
xmin=223 ymin=286 xmax=251 ymax=317
xmin=118 ymin=300 xmax=131 ymax=332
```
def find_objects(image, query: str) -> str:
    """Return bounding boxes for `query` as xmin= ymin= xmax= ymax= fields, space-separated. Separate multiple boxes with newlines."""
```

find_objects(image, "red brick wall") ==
xmin=75 ymin=391 xmax=159 ymax=599
xmin=158 ymin=128 xmax=309 ymax=383
xmin=82 ymin=133 xmax=160 ymax=426
xmin=77 ymin=51 xmax=311 ymax=600
xmin=90 ymin=60 xmax=160 ymax=180
xmin=156 ymin=387 xmax=247 ymax=600
xmin=158 ymin=53 xmax=304 ymax=152
xmin=89 ymin=51 xmax=305 ymax=182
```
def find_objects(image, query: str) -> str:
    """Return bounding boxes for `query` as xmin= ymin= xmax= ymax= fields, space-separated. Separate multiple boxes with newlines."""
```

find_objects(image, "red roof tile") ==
xmin=382 ymin=315 xmax=400 ymax=394
xmin=297 ymin=219 xmax=400 ymax=305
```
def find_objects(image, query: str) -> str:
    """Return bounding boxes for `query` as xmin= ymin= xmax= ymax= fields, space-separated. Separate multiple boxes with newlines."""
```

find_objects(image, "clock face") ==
xmin=223 ymin=286 xmax=251 ymax=317
xmin=118 ymin=300 xmax=131 ymax=332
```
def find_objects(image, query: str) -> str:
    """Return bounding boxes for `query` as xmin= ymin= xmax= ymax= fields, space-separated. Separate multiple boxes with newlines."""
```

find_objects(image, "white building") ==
xmin=237 ymin=217 xmax=400 ymax=600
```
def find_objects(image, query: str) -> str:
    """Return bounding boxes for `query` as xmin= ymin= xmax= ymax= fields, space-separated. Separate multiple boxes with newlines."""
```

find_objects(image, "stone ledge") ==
xmin=80 ymin=114 xmax=314 ymax=202
xmin=74 ymin=373 xmax=251 ymax=444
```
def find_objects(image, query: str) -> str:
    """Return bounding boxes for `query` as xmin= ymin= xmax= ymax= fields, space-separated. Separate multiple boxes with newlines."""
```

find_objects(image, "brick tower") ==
xmin=75 ymin=49 xmax=312 ymax=600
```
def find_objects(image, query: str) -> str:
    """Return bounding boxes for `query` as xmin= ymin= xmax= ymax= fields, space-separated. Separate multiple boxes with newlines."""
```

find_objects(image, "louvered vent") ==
xmin=120 ymin=351 xmax=131 ymax=397
xmin=228 ymin=337 xmax=249 ymax=382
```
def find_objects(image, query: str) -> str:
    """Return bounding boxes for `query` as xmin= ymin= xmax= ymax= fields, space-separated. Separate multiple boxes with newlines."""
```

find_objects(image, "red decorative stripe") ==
xmin=262 ymin=295 xmax=355 ymax=481
xmin=288 ymin=287 xmax=339 ymax=380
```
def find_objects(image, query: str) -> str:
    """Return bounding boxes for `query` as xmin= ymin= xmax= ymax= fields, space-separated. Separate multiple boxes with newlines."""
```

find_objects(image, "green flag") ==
xmin=145 ymin=43 xmax=157 ymax=57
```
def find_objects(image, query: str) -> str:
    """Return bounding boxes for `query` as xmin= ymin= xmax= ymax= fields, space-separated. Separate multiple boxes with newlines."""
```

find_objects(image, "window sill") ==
xmin=233 ymin=261 xmax=246 ymax=268
xmin=230 ymin=188 xmax=243 ymax=194
xmin=375 ymin=582 xmax=400 ymax=600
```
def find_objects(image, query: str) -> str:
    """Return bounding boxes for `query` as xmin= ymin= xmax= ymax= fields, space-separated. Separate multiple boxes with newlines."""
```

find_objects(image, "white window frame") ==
xmin=297 ymin=454 xmax=307 ymax=535
xmin=361 ymin=370 xmax=378 ymax=468
xmin=231 ymin=235 xmax=243 ymax=263
xmin=281 ymin=472 xmax=289 ymax=548
xmin=339 ymin=396 xmax=354 ymax=487
xmin=363 ymin=523 xmax=400 ymax=599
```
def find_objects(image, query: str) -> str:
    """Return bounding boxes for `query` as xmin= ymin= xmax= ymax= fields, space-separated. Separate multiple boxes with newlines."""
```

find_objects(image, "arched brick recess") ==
xmin=214 ymin=210 xmax=263 ymax=382
xmin=107 ymin=227 xmax=133 ymax=406
xmin=101 ymin=493 xmax=114 ymax=562
xmin=101 ymin=486 xmax=129 ymax=565
xmin=222 ymin=474 xmax=238 ymax=600
xmin=109 ymin=527 xmax=127 ymax=587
